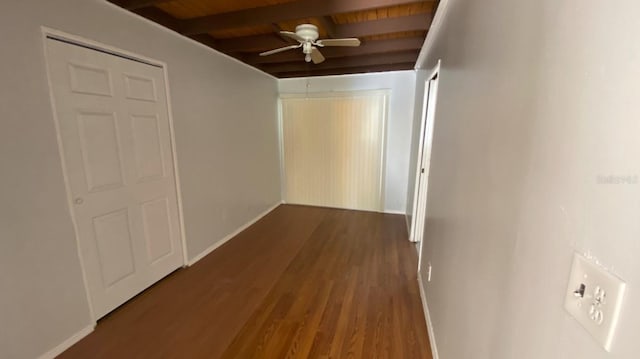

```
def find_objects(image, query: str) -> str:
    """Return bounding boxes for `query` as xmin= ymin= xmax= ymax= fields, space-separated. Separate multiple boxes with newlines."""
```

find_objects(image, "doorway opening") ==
xmin=408 ymin=62 xmax=441 ymax=269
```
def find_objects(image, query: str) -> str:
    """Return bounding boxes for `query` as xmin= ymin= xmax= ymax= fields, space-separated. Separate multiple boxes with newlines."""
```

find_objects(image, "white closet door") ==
xmin=282 ymin=93 xmax=386 ymax=212
xmin=45 ymin=39 xmax=184 ymax=319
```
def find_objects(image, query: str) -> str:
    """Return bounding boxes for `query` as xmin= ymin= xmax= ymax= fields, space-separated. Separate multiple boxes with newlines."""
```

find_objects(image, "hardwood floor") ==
xmin=59 ymin=205 xmax=432 ymax=359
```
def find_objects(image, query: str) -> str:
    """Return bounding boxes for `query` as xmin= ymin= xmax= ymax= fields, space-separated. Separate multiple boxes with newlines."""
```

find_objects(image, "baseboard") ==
xmin=405 ymin=214 xmax=411 ymax=234
xmin=187 ymin=202 xmax=281 ymax=266
xmin=418 ymin=270 xmax=440 ymax=359
xmin=281 ymin=200 xmax=405 ymax=216
xmin=38 ymin=324 xmax=94 ymax=359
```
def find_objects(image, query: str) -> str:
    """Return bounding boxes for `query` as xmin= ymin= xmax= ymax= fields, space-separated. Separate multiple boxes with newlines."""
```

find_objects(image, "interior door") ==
xmin=45 ymin=38 xmax=184 ymax=319
xmin=410 ymin=76 xmax=439 ymax=246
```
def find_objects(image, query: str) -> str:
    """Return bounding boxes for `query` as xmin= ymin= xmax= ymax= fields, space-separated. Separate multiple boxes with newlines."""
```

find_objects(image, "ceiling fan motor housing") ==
xmin=295 ymin=24 xmax=319 ymax=42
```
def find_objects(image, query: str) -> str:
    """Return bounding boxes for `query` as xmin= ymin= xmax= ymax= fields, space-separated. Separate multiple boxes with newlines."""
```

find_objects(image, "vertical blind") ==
xmin=281 ymin=92 xmax=387 ymax=212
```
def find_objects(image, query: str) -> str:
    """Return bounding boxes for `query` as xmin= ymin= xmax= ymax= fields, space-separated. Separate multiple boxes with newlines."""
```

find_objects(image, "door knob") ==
xmin=74 ymin=197 xmax=84 ymax=205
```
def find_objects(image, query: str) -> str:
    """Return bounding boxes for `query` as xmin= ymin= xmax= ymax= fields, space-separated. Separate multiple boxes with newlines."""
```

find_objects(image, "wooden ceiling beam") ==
xmin=180 ymin=0 xmax=430 ymax=35
xmin=246 ymin=37 xmax=425 ymax=64
xmin=334 ymin=13 xmax=432 ymax=38
xmin=276 ymin=63 xmax=416 ymax=78
xmin=261 ymin=51 xmax=419 ymax=73
xmin=133 ymin=6 xmax=182 ymax=31
xmin=318 ymin=16 xmax=338 ymax=39
xmin=117 ymin=0 xmax=173 ymax=10
xmin=188 ymin=34 xmax=219 ymax=48
xmin=215 ymin=35 xmax=292 ymax=53
xmin=271 ymin=23 xmax=295 ymax=45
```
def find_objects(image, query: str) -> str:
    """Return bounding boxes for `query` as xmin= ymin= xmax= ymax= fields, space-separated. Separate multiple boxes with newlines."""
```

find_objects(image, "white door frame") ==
xmin=41 ymin=27 xmax=189 ymax=323
xmin=409 ymin=61 xmax=441 ymax=266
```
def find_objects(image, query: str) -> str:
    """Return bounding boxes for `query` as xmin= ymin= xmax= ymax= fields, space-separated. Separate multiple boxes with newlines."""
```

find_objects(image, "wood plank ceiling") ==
xmin=109 ymin=0 xmax=439 ymax=78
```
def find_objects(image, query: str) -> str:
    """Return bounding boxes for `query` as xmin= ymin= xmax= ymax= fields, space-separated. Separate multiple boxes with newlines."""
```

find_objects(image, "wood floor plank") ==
xmin=58 ymin=205 xmax=431 ymax=359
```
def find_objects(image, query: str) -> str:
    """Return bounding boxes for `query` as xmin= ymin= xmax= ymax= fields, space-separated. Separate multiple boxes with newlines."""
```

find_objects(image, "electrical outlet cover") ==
xmin=564 ymin=253 xmax=626 ymax=352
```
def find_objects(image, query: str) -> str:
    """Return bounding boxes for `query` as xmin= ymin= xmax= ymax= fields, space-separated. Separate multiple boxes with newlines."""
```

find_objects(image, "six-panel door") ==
xmin=45 ymin=39 xmax=184 ymax=319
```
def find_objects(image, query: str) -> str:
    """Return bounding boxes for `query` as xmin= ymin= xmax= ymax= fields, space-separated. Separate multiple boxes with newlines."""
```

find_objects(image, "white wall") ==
xmin=0 ymin=1 xmax=280 ymax=358
xmin=416 ymin=0 xmax=640 ymax=358
xmin=278 ymin=71 xmax=417 ymax=214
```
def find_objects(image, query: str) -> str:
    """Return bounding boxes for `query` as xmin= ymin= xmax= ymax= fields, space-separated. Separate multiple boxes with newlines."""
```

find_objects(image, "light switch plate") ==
xmin=564 ymin=253 xmax=626 ymax=352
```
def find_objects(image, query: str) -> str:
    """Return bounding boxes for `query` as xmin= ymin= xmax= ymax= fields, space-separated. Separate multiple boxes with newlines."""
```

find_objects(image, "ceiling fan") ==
xmin=259 ymin=24 xmax=361 ymax=64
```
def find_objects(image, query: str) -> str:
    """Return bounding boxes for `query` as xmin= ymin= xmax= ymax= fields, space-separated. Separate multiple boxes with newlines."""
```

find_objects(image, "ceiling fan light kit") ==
xmin=260 ymin=24 xmax=361 ymax=64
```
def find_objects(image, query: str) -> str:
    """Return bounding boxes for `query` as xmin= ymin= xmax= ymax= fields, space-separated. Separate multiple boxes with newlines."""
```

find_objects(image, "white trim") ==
xmin=43 ymin=27 xmax=166 ymax=67
xmin=37 ymin=325 xmax=94 ymax=359
xmin=279 ymin=89 xmax=390 ymax=99
xmin=281 ymin=201 xmax=398 ymax=215
xmin=187 ymin=202 xmax=281 ymax=266
xmin=384 ymin=209 xmax=406 ymax=215
xmin=409 ymin=61 xmax=440 ymax=243
xmin=278 ymin=69 xmax=415 ymax=82
xmin=162 ymin=60 xmax=190 ymax=267
xmin=418 ymin=238 xmax=425 ymax=276
xmin=427 ymin=60 xmax=442 ymax=82
xmin=277 ymin=98 xmax=286 ymax=203
xmin=379 ymin=92 xmax=389 ymax=213
xmin=408 ymin=80 xmax=431 ymax=243
xmin=40 ymin=28 xmax=189 ymax=322
xmin=101 ymin=0 xmax=278 ymax=81
xmin=418 ymin=270 xmax=440 ymax=359
xmin=415 ymin=0 xmax=452 ymax=69
xmin=415 ymin=64 xmax=441 ymax=271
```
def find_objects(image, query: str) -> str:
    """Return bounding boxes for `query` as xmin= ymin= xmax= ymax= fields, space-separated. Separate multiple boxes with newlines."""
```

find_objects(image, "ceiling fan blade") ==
xmin=259 ymin=44 xmax=301 ymax=56
xmin=316 ymin=38 xmax=361 ymax=47
xmin=280 ymin=31 xmax=305 ymax=43
xmin=310 ymin=47 xmax=325 ymax=64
